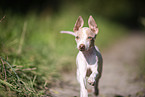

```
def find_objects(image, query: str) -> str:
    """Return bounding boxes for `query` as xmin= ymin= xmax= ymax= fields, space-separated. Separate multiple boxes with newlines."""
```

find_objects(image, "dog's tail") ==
xmin=60 ymin=31 xmax=76 ymax=36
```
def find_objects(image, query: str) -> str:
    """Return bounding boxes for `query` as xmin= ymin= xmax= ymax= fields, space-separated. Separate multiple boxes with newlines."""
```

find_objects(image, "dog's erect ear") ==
xmin=88 ymin=15 xmax=98 ymax=35
xmin=73 ymin=16 xmax=84 ymax=32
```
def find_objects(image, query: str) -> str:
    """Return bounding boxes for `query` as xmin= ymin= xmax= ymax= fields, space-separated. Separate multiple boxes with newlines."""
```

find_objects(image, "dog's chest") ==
xmin=85 ymin=53 xmax=97 ymax=65
xmin=78 ymin=51 xmax=98 ymax=66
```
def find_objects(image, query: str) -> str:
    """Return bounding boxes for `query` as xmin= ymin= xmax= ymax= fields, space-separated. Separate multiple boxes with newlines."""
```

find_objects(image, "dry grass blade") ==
xmin=17 ymin=21 xmax=27 ymax=55
xmin=0 ymin=79 xmax=13 ymax=89
xmin=0 ymin=16 xmax=6 ymax=23
xmin=0 ymin=57 xmax=20 ymax=80
xmin=0 ymin=58 xmax=7 ymax=81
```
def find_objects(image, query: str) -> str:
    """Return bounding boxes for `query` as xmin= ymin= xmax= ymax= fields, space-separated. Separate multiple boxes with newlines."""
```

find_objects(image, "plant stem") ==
xmin=17 ymin=21 xmax=27 ymax=55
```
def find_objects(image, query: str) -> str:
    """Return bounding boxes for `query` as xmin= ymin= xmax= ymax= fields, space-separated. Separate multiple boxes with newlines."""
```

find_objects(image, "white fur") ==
xmin=76 ymin=28 xmax=90 ymax=50
xmin=76 ymin=45 xmax=102 ymax=97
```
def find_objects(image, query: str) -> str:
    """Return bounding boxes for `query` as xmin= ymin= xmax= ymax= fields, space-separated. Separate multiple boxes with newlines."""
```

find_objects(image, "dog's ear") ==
xmin=88 ymin=15 xmax=98 ymax=35
xmin=73 ymin=16 xmax=84 ymax=32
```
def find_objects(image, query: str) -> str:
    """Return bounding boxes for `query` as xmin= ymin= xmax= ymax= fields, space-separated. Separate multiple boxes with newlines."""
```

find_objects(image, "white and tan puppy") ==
xmin=61 ymin=16 xmax=103 ymax=97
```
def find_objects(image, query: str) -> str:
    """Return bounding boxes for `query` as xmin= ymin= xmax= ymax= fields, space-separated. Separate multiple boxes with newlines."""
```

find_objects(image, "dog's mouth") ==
xmin=79 ymin=48 xmax=85 ymax=51
xmin=79 ymin=44 xmax=86 ymax=51
xmin=78 ymin=44 xmax=93 ymax=51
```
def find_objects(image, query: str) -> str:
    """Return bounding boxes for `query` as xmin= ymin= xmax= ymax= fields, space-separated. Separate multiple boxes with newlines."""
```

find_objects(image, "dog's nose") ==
xmin=79 ymin=44 xmax=85 ymax=51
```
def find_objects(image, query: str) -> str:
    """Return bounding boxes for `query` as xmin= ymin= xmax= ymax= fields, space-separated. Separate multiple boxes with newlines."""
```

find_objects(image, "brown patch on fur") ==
xmin=86 ymin=68 xmax=92 ymax=77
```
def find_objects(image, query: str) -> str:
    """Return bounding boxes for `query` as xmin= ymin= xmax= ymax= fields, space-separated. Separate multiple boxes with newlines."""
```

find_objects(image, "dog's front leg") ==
xmin=88 ymin=64 xmax=100 ymax=96
xmin=76 ymin=55 xmax=88 ymax=97
xmin=79 ymin=74 xmax=88 ymax=97
xmin=77 ymin=68 xmax=88 ymax=97
xmin=87 ymin=65 xmax=98 ymax=86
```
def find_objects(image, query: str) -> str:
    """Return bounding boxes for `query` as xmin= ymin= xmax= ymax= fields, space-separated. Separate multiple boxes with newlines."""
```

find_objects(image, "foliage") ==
xmin=0 ymin=57 xmax=52 ymax=97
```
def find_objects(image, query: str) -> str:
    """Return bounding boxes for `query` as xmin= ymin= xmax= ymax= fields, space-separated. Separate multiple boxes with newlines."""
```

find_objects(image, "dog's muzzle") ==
xmin=79 ymin=44 xmax=85 ymax=51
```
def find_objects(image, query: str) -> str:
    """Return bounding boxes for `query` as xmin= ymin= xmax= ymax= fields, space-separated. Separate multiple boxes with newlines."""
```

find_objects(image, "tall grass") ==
xmin=0 ymin=7 xmax=127 ymax=96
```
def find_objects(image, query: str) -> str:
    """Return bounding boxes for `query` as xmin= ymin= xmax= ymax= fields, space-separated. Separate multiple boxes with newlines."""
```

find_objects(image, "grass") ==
xmin=0 ymin=7 xmax=127 ymax=96
xmin=0 ymin=57 xmax=50 ymax=97
xmin=138 ymin=51 xmax=145 ymax=81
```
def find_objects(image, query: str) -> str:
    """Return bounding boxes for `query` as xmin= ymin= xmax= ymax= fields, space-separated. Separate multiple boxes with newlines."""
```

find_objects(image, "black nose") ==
xmin=79 ymin=44 xmax=85 ymax=51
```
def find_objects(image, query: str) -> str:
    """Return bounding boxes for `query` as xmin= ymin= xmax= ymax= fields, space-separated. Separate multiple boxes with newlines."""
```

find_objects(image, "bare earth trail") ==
xmin=50 ymin=33 xmax=145 ymax=97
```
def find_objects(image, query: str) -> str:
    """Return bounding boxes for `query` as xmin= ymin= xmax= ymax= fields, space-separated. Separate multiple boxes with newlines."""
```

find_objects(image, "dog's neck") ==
xmin=81 ymin=45 xmax=97 ymax=65
xmin=82 ymin=45 xmax=96 ymax=57
xmin=81 ymin=38 xmax=95 ymax=56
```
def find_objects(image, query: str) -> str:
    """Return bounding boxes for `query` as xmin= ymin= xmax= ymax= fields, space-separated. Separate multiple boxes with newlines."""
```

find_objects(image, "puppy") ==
xmin=61 ymin=16 xmax=103 ymax=97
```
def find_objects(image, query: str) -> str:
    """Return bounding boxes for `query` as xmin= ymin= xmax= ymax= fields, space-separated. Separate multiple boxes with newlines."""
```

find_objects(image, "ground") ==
xmin=50 ymin=33 xmax=145 ymax=97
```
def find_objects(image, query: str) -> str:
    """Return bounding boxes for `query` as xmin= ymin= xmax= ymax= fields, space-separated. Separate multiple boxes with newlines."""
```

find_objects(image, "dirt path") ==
xmin=50 ymin=33 xmax=145 ymax=97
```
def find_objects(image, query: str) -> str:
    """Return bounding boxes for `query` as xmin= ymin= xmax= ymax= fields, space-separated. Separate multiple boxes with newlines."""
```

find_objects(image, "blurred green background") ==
xmin=0 ymin=0 xmax=145 ymax=96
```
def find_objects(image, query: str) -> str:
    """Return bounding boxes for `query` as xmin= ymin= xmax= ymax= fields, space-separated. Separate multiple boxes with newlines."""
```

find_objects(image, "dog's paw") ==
xmin=87 ymin=77 xmax=95 ymax=86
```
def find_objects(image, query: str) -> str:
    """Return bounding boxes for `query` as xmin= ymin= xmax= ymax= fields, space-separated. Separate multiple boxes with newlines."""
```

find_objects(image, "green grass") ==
xmin=0 ymin=7 xmax=127 ymax=96
xmin=138 ymin=51 xmax=145 ymax=80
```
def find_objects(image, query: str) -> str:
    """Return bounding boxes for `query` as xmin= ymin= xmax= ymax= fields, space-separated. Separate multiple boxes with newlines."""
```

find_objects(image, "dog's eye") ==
xmin=76 ymin=36 xmax=79 ymax=39
xmin=88 ymin=37 xmax=92 ymax=39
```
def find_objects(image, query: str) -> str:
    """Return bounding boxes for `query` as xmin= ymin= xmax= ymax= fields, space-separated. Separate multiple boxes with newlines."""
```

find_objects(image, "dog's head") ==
xmin=60 ymin=16 xmax=98 ymax=51
xmin=73 ymin=16 xmax=98 ymax=51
